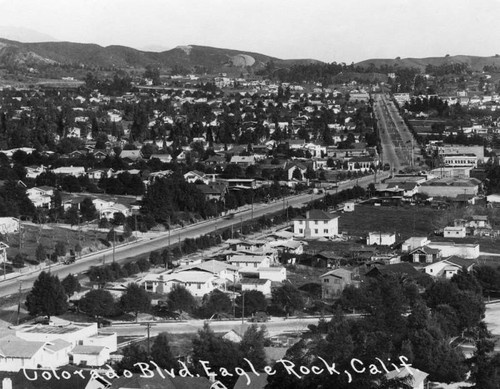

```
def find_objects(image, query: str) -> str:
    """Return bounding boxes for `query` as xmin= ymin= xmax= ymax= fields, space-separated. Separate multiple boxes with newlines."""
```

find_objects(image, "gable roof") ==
xmin=234 ymin=372 xmax=268 ymax=389
xmin=0 ymin=335 xmax=45 ymax=358
xmin=295 ymin=209 xmax=337 ymax=221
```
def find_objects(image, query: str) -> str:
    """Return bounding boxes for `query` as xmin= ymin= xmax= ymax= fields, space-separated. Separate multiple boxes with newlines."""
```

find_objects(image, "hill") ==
xmin=355 ymin=55 xmax=500 ymax=72
xmin=0 ymin=38 xmax=322 ymax=74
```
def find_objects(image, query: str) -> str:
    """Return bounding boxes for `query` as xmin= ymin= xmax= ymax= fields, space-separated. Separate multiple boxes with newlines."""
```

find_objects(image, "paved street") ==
xmin=373 ymin=93 xmax=419 ymax=172
xmin=0 ymin=174 xmax=386 ymax=298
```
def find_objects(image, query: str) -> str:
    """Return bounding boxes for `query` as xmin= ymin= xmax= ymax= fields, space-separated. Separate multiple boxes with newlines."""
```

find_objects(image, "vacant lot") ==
xmin=338 ymin=204 xmax=444 ymax=240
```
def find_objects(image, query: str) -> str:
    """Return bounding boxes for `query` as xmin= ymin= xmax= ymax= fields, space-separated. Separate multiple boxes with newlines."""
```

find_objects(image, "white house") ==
xmin=258 ymin=267 xmax=287 ymax=282
xmin=241 ymin=278 xmax=272 ymax=297
xmin=184 ymin=170 xmax=211 ymax=184
xmin=142 ymin=270 xmax=225 ymax=297
xmin=70 ymin=345 xmax=110 ymax=367
xmin=26 ymin=187 xmax=54 ymax=209
xmin=402 ymin=237 xmax=431 ymax=252
xmin=176 ymin=260 xmax=240 ymax=282
xmin=0 ymin=218 xmax=19 ymax=234
xmin=367 ymin=232 xmax=396 ymax=246
xmin=0 ymin=335 xmax=60 ymax=372
xmin=385 ymin=367 xmax=428 ymax=389
xmin=343 ymin=202 xmax=355 ymax=212
xmin=443 ymin=226 xmax=467 ymax=238
xmin=99 ymin=203 xmax=132 ymax=220
xmin=51 ymin=166 xmax=86 ymax=177
xmin=293 ymin=209 xmax=339 ymax=238
xmin=424 ymin=256 xmax=475 ymax=279
xmin=228 ymin=255 xmax=272 ymax=274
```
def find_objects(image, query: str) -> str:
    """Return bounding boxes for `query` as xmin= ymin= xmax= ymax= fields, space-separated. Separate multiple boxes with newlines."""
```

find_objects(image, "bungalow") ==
xmin=0 ymin=335 xmax=61 ymax=372
xmin=87 ymin=168 xmax=112 ymax=181
xmin=230 ymin=155 xmax=256 ymax=167
xmin=229 ymin=255 xmax=272 ymax=274
xmin=320 ymin=268 xmax=357 ymax=299
xmin=25 ymin=165 xmax=46 ymax=179
xmin=408 ymin=246 xmax=441 ymax=264
xmin=26 ymin=186 xmax=54 ymax=209
xmin=142 ymin=270 xmax=225 ymax=297
xmin=196 ymin=183 xmax=227 ymax=202
xmin=99 ymin=203 xmax=132 ymax=220
xmin=0 ymin=218 xmax=18 ymax=234
xmin=176 ymin=260 xmax=240 ymax=282
xmin=424 ymin=256 xmax=475 ymax=278
xmin=70 ymin=345 xmax=110 ymax=367
xmin=443 ymin=226 xmax=467 ymax=238
xmin=119 ymin=150 xmax=143 ymax=162
xmin=241 ymin=278 xmax=272 ymax=297
xmin=184 ymin=170 xmax=211 ymax=184
xmin=51 ymin=166 xmax=86 ymax=177
xmin=385 ymin=367 xmax=428 ymax=389
xmin=258 ymin=267 xmax=287 ymax=282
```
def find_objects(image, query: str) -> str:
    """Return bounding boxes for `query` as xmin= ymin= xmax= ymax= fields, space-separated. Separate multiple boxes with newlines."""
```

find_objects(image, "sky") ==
xmin=0 ymin=0 xmax=499 ymax=63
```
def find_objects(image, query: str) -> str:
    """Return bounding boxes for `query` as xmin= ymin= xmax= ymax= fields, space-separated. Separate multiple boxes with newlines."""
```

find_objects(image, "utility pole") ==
xmin=16 ymin=280 xmax=22 ymax=325
xmin=141 ymin=322 xmax=156 ymax=355
xmin=112 ymin=230 xmax=116 ymax=263
xmin=241 ymin=291 xmax=245 ymax=324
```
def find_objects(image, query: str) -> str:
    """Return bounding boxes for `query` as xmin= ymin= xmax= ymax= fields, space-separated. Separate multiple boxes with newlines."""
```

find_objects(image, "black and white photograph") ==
xmin=0 ymin=0 xmax=497 ymax=387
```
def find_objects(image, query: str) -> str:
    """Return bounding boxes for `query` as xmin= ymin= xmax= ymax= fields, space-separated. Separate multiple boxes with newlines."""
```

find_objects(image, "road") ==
xmin=373 ymin=93 xmax=419 ymax=172
xmin=110 ymin=316 xmax=325 ymax=339
xmin=0 ymin=174 xmax=386 ymax=298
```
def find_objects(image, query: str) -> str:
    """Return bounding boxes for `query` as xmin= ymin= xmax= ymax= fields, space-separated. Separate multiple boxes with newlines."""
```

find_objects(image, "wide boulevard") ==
xmin=0 ymin=173 xmax=387 ymax=298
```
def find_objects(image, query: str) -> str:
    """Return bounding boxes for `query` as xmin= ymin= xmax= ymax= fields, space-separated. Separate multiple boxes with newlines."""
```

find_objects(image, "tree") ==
xmin=191 ymin=323 xmax=241 ymax=387
xmin=120 ymin=283 xmax=151 ymax=320
xmin=117 ymin=343 xmax=149 ymax=374
xmin=292 ymin=167 xmax=303 ymax=181
xmin=35 ymin=243 xmax=46 ymax=263
xmin=54 ymin=241 xmax=67 ymax=258
xmin=236 ymin=290 xmax=267 ymax=316
xmin=272 ymin=284 xmax=304 ymax=315
xmin=151 ymin=332 xmax=178 ymax=369
xmin=25 ymin=271 xmax=68 ymax=320
xmin=61 ymin=273 xmax=81 ymax=297
xmin=80 ymin=197 xmax=97 ymax=222
xmin=79 ymin=289 xmax=116 ymax=320
xmin=167 ymin=284 xmax=197 ymax=313
xmin=201 ymin=289 xmax=232 ymax=318
xmin=239 ymin=324 xmax=267 ymax=370
xmin=65 ymin=206 xmax=79 ymax=226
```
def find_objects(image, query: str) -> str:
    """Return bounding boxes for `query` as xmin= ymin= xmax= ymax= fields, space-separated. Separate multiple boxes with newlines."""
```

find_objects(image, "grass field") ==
xmin=338 ymin=204 xmax=444 ymax=240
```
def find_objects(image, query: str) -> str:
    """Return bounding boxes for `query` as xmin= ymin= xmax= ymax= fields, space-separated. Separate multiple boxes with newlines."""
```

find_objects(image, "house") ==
xmin=119 ymin=150 xmax=142 ymax=162
xmin=15 ymin=322 xmax=117 ymax=352
xmin=443 ymin=226 xmax=467 ymax=238
xmin=0 ymin=370 xmax=111 ymax=389
xmin=258 ymin=267 xmax=287 ymax=282
xmin=418 ymin=177 xmax=480 ymax=198
xmin=424 ymin=256 xmax=475 ymax=278
xmin=402 ymin=237 xmax=430 ymax=252
xmin=184 ymin=170 xmax=210 ymax=184
xmin=176 ymin=260 xmax=240 ymax=282
xmin=320 ymin=268 xmax=357 ymax=299
xmin=70 ymin=345 xmax=110 ymax=367
xmin=0 ymin=217 xmax=19 ymax=234
xmin=26 ymin=186 xmax=54 ymax=209
xmin=230 ymin=155 xmax=256 ymax=167
xmin=0 ymin=335 xmax=60 ymax=372
xmin=367 ymin=232 xmax=396 ymax=246
xmin=407 ymin=246 xmax=441 ymax=263
xmin=285 ymin=161 xmax=307 ymax=181
xmin=293 ymin=209 xmax=339 ymax=238
xmin=364 ymin=263 xmax=424 ymax=281
xmin=384 ymin=367 xmax=428 ymax=389
xmin=99 ymin=203 xmax=132 ymax=220
xmin=87 ymin=168 xmax=112 ymax=181
xmin=141 ymin=270 xmax=225 ymax=297
xmin=241 ymin=278 xmax=272 ymax=297
xmin=196 ymin=183 xmax=228 ymax=202
xmin=229 ymin=255 xmax=272 ymax=274
xmin=25 ymin=165 xmax=46 ymax=179
xmin=51 ymin=166 xmax=86 ymax=177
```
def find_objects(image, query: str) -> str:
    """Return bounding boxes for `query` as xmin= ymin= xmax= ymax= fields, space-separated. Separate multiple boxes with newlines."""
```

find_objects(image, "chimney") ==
xmin=2 ymin=378 xmax=12 ymax=389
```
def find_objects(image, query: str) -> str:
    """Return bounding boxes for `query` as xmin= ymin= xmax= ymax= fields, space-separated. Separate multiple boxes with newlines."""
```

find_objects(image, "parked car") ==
xmin=250 ymin=311 xmax=269 ymax=322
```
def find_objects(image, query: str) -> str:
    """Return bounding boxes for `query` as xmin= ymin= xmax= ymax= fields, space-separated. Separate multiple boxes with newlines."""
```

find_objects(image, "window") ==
xmin=197 ymin=284 xmax=201 ymax=289
xmin=324 ymin=278 xmax=329 ymax=283
xmin=254 ymin=263 xmax=258 ymax=267
xmin=314 ymin=221 xmax=318 ymax=225
xmin=314 ymin=229 xmax=318 ymax=234
xmin=299 ymin=229 xmax=303 ymax=234
xmin=324 ymin=229 xmax=328 ymax=234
